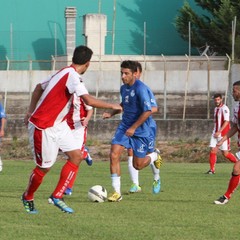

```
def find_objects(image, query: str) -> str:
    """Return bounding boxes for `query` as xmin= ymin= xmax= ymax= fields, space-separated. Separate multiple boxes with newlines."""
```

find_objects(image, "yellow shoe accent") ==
xmin=108 ymin=192 xmax=122 ymax=202
xmin=154 ymin=149 xmax=163 ymax=169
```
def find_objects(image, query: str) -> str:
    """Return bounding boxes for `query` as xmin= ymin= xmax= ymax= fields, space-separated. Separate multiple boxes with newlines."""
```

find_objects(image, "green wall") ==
xmin=0 ymin=0 xmax=199 ymax=61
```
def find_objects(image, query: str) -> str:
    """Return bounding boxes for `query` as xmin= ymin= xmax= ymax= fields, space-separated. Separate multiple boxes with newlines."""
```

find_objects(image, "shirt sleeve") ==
xmin=66 ymin=72 xmax=89 ymax=96
xmin=222 ymin=105 xmax=230 ymax=121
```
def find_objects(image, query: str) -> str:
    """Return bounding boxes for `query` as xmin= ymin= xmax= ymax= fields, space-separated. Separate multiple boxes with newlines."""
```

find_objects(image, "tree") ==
xmin=175 ymin=0 xmax=240 ymax=58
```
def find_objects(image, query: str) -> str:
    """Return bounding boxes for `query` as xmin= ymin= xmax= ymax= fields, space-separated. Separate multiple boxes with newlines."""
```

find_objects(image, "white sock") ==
xmin=111 ymin=174 xmax=121 ymax=194
xmin=150 ymin=163 xmax=160 ymax=181
xmin=0 ymin=156 xmax=2 ymax=172
xmin=128 ymin=156 xmax=139 ymax=186
xmin=148 ymin=152 xmax=157 ymax=165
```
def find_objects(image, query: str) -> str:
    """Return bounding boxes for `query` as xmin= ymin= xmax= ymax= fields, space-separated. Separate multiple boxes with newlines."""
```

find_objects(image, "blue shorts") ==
xmin=112 ymin=127 xmax=155 ymax=158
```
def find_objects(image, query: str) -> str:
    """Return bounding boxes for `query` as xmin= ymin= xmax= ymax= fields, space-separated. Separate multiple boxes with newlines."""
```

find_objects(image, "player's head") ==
xmin=135 ymin=61 xmax=142 ymax=79
xmin=120 ymin=60 xmax=137 ymax=85
xmin=72 ymin=45 xmax=93 ymax=73
xmin=213 ymin=93 xmax=222 ymax=107
xmin=232 ymin=81 xmax=240 ymax=101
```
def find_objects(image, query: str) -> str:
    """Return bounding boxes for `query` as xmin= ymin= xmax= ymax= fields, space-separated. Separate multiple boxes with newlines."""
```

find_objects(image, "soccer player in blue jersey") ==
xmin=103 ymin=60 xmax=162 ymax=202
xmin=127 ymin=61 xmax=162 ymax=194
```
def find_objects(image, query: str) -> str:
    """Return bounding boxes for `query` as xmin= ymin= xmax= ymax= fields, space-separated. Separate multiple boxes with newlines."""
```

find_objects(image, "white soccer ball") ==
xmin=88 ymin=185 xmax=108 ymax=203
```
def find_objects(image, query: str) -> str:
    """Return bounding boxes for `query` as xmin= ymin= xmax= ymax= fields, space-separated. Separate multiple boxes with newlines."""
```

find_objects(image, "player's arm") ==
xmin=102 ymin=106 xmax=122 ymax=119
xmin=81 ymin=94 xmax=122 ymax=111
xmin=0 ymin=117 xmax=6 ymax=137
xmin=81 ymin=108 xmax=93 ymax=126
xmin=214 ymin=120 xmax=229 ymax=138
xmin=217 ymin=123 xmax=238 ymax=147
xmin=126 ymin=110 xmax=152 ymax=137
xmin=24 ymin=84 xmax=44 ymax=125
xmin=151 ymin=106 xmax=158 ymax=114
xmin=85 ymin=108 xmax=93 ymax=122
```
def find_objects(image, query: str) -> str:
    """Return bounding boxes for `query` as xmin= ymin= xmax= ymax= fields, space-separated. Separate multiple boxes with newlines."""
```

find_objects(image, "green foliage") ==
xmin=0 ymin=160 xmax=239 ymax=240
xmin=175 ymin=0 xmax=240 ymax=58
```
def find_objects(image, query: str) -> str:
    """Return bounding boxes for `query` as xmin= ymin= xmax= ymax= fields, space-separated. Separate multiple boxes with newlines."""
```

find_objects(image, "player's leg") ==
xmin=21 ymin=123 xmax=55 ymax=214
xmin=49 ymin=122 xmax=83 ymax=213
xmin=148 ymin=122 xmax=162 ymax=193
xmin=131 ymin=136 xmax=161 ymax=170
xmin=0 ymin=138 xmax=2 ymax=172
xmin=108 ymin=128 xmax=130 ymax=202
xmin=82 ymin=127 xmax=93 ymax=166
xmin=208 ymin=136 xmax=218 ymax=174
xmin=221 ymin=138 xmax=237 ymax=163
xmin=214 ymin=161 xmax=240 ymax=204
xmin=108 ymin=144 xmax=125 ymax=202
xmin=127 ymin=148 xmax=141 ymax=193
xmin=64 ymin=128 xmax=85 ymax=196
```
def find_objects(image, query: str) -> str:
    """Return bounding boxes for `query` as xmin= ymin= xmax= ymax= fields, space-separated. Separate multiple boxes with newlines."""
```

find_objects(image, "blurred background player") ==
xmin=127 ymin=61 xmax=162 ymax=194
xmin=0 ymin=102 xmax=6 ymax=172
xmin=206 ymin=93 xmax=237 ymax=174
xmin=64 ymin=95 xmax=93 ymax=196
xmin=214 ymin=81 xmax=240 ymax=204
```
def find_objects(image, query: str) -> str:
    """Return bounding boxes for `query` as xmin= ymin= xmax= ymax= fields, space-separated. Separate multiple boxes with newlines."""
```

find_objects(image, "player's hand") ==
xmin=81 ymin=117 xmax=88 ymax=126
xmin=24 ymin=112 xmax=31 ymax=127
xmin=216 ymin=139 xmax=224 ymax=147
xmin=112 ymin=104 xmax=122 ymax=112
xmin=214 ymin=131 xmax=221 ymax=138
xmin=125 ymin=127 xmax=135 ymax=137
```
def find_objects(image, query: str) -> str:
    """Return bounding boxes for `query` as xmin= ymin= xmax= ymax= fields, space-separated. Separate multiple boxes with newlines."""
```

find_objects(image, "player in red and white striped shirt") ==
xmin=21 ymin=45 xmax=122 ymax=214
xmin=207 ymin=93 xmax=237 ymax=174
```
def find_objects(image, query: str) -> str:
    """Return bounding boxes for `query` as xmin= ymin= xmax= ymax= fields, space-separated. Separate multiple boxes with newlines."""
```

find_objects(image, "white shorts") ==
xmin=209 ymin=135 xmax=230 ymax=151
xmin=71 ymin=127 xmax=87 ymax=150
xmin=28 ymin=121 xmax=79 ymax=168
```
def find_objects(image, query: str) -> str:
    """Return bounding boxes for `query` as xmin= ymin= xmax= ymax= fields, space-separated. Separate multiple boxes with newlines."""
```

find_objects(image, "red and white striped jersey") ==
xmin=213 ymin=103 xmax=230 ymax=136
xmin=66 ymin=94 xmax=93 ymax=130
xmin=29 ymin=66 xmax=88 ymax=130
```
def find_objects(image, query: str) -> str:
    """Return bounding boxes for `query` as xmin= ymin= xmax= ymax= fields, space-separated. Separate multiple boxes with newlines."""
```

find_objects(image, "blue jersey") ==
xmin=120 ymin=80 xmax=154 ymax=137
xmin=0 ymin=103 xmax=6 ymax=128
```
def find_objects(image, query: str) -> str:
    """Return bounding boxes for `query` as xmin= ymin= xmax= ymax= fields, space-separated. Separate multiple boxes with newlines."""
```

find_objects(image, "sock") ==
xmin=209 ymin=152 xmax=217 ymax=172
xmin=24 ymin=167 xmax=46 ymax=201
xmin=128 ymin=156 xmax=139 ymax=185
xmin=225 ymin=152 xmax=237 ymax=163
xmin=150 ymin=163 xmax=160 ymax=181
xmin=52 ymin=161 xmax=78 ymax=198
xmin=111 ymin=174 xmax=121 ymax=194
xmin=224 ymin=173 xmax=240 ymax=199
xmin=68 ymin=168 xmax=79 ymax=189
xmin=148 ymin=152 xmax=157 ymax=165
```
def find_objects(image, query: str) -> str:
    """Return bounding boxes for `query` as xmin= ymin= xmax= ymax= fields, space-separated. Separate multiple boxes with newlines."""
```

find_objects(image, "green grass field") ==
xmin=0 ymin=159 xmax=239 ymax=240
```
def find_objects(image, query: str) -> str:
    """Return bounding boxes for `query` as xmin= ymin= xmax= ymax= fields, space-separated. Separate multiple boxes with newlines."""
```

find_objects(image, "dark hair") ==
xmin=72 ymin=45 xmax=93 ymax=65
xmin=121 ymin=60 xmax=137 ymax=73
xmin=233 ymin=80 xmax=240 ymax=87
xmin=135 ymin=61 xmax=142 ymax=73
xmin=213 ymin=93 xmax=222 ymax=99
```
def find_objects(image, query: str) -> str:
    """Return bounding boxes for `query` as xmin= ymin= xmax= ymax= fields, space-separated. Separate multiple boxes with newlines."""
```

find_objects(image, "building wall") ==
xmin=0 ymin=0 xmax=200 ymax=62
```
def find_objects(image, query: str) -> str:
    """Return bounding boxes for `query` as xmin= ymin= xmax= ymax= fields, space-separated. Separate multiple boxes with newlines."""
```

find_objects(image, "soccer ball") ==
xmin=88 ymin=185 xmax=108 ymax=203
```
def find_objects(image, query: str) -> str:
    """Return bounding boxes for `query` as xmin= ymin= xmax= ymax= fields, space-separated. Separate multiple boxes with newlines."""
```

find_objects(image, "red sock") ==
xmin=209 ymin=152 xmax=217 ymax=172
xmin=68 ymin=168 xmax=79 ymax=189
xmin=52 ymin=161 xmax=78 ymax=198
xmin=225 ymin=152 xmax=237 ymax=163
xmin=224 ymin=173 xmax=240 ymax=199
xmin=24 ymin=167 xmax=46 ymax=201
